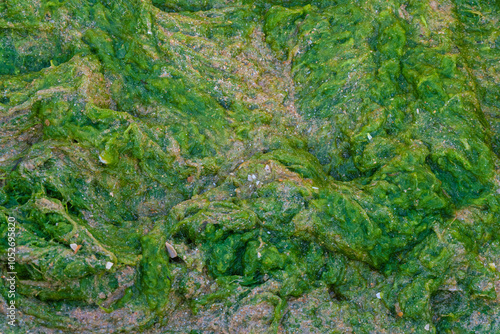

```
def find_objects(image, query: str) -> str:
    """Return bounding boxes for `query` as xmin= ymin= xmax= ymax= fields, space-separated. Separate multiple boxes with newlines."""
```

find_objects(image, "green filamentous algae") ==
xmin=1 ymin=0 xmax=499 ymax=332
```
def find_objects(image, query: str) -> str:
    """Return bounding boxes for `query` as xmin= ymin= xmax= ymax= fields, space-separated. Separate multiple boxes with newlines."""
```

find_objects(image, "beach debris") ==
xmin=395 ymin=302 xmax=403 ymax=317
xmin=70 ymin=243 xmax=82 ymax=254
xmin=98 ymin=154 xmax=109 ymax=164
xmin=165 ymin=241 xmax=178 ymax=258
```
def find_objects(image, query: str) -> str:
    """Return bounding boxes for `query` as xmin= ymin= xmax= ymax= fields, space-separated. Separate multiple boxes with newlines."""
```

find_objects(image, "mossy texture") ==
xmin=1 ymin=0 xmax=500 ymax=333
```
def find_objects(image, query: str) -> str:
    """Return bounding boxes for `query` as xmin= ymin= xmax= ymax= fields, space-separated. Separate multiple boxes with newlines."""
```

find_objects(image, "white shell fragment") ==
xmin=376 ymin=292 xmax=381 ymax=299
xmin=424 ymin=324 xmax=430 ymax=331
xmin=70 ymin=243 xmax=78 ymax=252
xmin=105 ymin=262 xmax=113 ymax=270
xmin=165 ymin=241 xmax=178 ymax=258
xmin=98 ymin=154 xmax=108 ymax=164
xmin=367 ymin=133 xmax=373 ymax=141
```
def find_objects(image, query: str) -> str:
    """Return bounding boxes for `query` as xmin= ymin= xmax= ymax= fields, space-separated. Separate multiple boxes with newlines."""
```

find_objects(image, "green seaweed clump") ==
xmin=1 ymin=0 xmax=500 ymax=333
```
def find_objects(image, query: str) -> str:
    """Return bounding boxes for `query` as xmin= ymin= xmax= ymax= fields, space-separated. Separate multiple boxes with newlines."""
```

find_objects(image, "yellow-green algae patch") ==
xmin=1 ymin=0 xmax=500 ymax=333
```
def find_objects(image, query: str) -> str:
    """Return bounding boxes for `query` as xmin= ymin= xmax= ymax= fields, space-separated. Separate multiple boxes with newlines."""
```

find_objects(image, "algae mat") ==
xmin=1 ymin=0 xmax=500 ymax=333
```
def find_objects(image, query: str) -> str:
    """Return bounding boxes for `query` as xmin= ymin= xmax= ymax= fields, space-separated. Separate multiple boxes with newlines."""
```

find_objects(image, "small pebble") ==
xmin=425 ymin=324 xmax=430 ymax=331
xmin=367 ymin=133 xmax=372 ymax=141
xmin=105 ymin=262 xmax=113 ymax=270
xmin=376 ymin=292 xmax=381 ymax=299
xmin=265 ymin=165 xmax=271 ymax=173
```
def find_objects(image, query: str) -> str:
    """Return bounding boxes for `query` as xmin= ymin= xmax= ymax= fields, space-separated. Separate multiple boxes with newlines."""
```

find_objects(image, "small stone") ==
xmin=98 ymin=292 xmax=106 ymax=299
xmin=425 ymin=324 xmax=430 ymax=331
xmin=376 ymin=292 xmax=381 ymax=299
xmin=367 ymin=133 xmax=372 ymax=141
xmin=251 ymin=174 xmax=257 ymax=180
xmin=247 ymin=175 xmax=252 ymax=182
xmin=105 ymin=262 xmax=113 ymax=270
xmin=265 ymin=165 xmax=271 ymax=173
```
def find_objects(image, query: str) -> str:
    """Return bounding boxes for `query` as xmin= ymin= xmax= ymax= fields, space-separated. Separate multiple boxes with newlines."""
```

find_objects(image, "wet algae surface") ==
xmin=1 ymin=0 xmax=500 ymax=333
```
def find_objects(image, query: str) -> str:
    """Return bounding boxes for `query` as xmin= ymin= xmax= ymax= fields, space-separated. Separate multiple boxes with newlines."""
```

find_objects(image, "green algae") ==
xmin=1 ymin=0 xmax=500 ymax=333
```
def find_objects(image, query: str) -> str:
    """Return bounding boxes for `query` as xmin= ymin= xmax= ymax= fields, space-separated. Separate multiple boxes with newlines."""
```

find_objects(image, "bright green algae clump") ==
xmin=1 ymin=0 xmax=500 ymax=333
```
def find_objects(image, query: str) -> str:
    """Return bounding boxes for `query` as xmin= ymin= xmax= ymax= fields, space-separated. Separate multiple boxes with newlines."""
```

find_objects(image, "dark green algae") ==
xmin=0 ymin=0 xmax=500 ymax=333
